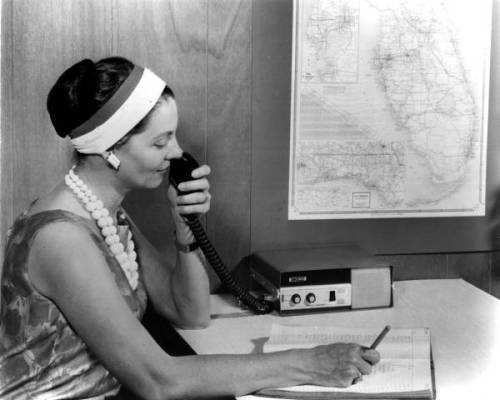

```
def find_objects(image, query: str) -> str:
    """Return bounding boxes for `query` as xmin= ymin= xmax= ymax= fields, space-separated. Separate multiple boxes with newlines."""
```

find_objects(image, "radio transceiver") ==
xmin=249 ymin=245 xmax=393 ymax=313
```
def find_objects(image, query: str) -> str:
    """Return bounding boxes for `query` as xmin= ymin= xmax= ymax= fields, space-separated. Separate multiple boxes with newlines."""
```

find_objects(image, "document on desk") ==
xmin=256 ymin=324 xmax=434 ymax=399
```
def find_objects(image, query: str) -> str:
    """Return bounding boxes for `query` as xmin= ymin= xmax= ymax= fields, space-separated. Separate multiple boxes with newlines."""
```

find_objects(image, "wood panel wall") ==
xmin=1 ymin=0 xmax=252 ymax=290
xmin=2 ymin=0 xmax=500 ymax=297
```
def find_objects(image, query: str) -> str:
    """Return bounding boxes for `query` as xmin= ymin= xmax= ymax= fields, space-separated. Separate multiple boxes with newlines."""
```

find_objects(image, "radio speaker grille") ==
xmin=351 ymin=267 xmax=392 ymax=309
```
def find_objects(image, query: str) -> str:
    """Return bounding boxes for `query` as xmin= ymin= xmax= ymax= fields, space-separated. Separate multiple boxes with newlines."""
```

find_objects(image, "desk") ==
xmin=177 ymin=279 xmax=500 ymax=400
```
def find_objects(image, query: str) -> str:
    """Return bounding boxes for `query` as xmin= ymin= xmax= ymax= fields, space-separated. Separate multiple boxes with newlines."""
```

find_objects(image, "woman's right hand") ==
xmin=303 ymin=343 xmax=380 ymax=388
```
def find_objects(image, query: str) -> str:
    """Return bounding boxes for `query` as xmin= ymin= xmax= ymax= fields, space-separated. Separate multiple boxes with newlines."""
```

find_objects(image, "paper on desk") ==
xmin=260 ymin=324 xmax=433 ymax=395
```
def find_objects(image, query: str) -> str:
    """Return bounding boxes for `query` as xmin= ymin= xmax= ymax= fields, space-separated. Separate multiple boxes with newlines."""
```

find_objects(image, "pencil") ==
xmin=369 ymin=325 xmax=391 ymax=349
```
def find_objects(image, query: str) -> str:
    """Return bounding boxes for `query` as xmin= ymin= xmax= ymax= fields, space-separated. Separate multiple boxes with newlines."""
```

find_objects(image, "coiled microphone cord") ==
xmin=185 ymin=218 xmax=273 ymax=314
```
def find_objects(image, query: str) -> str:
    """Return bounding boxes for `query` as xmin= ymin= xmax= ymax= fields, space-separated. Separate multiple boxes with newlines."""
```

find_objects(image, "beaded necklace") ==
xmin=64 ymin=167 xmax=139 ymax=290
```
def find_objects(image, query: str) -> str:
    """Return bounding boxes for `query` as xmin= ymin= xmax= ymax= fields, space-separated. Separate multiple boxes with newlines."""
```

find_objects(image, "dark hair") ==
xmin=46 ymin=57 xmax=174 ymax=143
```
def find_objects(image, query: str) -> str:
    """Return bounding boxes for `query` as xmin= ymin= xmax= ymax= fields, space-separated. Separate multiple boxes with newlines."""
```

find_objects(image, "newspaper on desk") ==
xmin=254 ymin=324 xmax=434 ymax=399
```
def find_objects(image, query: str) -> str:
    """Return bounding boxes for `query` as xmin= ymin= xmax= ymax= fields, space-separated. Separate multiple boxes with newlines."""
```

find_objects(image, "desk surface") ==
xmin=177 ymin=279 xmax=500 ymax=400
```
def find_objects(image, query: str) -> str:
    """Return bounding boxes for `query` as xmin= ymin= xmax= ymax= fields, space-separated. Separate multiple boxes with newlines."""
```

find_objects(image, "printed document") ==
xmin=256 ymin=324 xmax=434 ymax=398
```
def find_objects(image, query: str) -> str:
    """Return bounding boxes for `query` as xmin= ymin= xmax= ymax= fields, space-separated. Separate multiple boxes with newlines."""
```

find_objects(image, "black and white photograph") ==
xmin=0 ymin=1 xmax=499 ymax=399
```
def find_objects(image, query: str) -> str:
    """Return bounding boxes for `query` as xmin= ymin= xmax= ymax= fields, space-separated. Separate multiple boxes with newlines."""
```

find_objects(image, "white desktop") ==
xmin=177 ymin=279 xmax=500 ymax=400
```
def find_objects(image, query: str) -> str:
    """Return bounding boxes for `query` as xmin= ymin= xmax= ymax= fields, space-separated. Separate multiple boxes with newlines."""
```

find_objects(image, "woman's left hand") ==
xmin=168 ymin=164 xmax=212 ymax=220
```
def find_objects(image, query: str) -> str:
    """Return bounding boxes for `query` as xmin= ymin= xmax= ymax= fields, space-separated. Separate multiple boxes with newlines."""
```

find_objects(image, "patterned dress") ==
xmin=0 ymin=209 xmax=148 ymax=399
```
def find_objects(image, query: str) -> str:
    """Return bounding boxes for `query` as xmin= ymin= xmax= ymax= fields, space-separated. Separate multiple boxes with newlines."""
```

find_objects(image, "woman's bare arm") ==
xmin=126 ymin=213 xmax=211 ymax=329
xmin=28 ymin=222 xmax=379 ymax=400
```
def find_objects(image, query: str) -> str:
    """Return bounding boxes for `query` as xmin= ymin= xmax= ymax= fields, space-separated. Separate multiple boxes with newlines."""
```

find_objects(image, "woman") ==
xmin=0 ymin=57 xmax=380 ymax=399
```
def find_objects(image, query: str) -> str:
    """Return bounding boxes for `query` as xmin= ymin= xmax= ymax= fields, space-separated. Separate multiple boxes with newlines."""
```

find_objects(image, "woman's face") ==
xmin=115 ymin=97 xmax=183 ymax=189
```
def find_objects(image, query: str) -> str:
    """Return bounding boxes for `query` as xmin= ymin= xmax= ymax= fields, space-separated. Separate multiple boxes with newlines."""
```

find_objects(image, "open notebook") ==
xmin=255 ymin=324 xmax=435 ymax=399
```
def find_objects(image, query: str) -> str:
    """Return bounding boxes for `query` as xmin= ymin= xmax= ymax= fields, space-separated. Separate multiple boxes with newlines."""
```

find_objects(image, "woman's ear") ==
xmin=101 ymin=151 xmax=121 ymax=170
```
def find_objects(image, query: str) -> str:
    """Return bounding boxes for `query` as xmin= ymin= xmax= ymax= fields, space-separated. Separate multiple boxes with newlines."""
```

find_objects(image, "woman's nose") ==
xmin=167 ymin=137 xmax=183 ymax=159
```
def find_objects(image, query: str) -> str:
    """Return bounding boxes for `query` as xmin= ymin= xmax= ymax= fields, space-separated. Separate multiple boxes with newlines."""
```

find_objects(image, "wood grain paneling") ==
xmin=380 ymin=254 xmax=448 ymax=281
xmin=116 ymin=0 xmax=208 ymax=258
xmin=1 ymin=0 xmax=114 ymax=246
xmin=207 ymin=0 xmax=252 ymax=289
xmin=1 ymin=0 xmax=14 ymax=255
xmin=250 ymin=0 xmax=293 ymax=252
xmin=114 ymin=0 xmax=207 ymax=153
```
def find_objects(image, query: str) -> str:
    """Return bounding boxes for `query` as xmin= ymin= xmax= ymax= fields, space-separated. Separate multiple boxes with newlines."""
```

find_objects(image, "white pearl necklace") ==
xmin=64 ymin=167 xmax=139 ymax=290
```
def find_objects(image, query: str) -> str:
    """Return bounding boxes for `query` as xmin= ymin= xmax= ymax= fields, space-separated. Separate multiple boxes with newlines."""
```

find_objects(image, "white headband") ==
xmin=69 ymin=66 xmax=166 ymax=154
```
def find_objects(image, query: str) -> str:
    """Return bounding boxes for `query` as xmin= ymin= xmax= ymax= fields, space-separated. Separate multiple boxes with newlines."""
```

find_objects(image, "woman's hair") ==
xmin=46 ymin=57 xmax=174 ymax=146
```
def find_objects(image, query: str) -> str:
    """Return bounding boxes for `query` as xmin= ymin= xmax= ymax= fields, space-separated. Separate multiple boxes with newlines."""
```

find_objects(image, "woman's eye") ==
xmin=154 ymin=142 xmax=166 ymax=148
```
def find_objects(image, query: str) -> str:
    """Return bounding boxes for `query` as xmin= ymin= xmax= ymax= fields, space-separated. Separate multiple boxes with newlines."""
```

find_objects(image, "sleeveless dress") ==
xmin=0 ymin=209 xmax=148 ymax=399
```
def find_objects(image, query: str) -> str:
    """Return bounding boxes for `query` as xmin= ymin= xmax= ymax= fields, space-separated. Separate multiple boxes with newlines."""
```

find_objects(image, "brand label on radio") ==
xmin=289 ymin=276 xmax=307 ymax=283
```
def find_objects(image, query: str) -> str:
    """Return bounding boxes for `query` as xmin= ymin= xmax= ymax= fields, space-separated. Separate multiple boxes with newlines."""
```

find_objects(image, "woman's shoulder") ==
xmin=3 ymin=192 xmax=106 ymax=301
xmin=29 ymin=219 xmax=100 ymax=273
xmin=13 ymin=207 xmax=98 ymax=246
xmin=7 ymin=184 xmax=101 ymax=262
xmin=25 ymin=182 xmax=87 ymax=218
xmin=8 ymin=183 xmax=96 ymax=237
xmin=25 ymin=209 xmax=112 ymax=300
xmin=24 ymin=205 xmax=102 ymax=269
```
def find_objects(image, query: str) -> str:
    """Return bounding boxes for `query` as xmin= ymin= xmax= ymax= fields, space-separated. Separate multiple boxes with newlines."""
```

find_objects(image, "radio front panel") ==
xmin=279 ymin=283 xmax=351 ymax=311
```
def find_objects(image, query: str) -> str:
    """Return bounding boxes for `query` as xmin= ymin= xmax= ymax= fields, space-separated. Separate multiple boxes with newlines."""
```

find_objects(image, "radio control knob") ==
xmin=291 ymin=294 xmax=301 ymax=304
xmin=306 ymin=293 xmax=316 ymax=304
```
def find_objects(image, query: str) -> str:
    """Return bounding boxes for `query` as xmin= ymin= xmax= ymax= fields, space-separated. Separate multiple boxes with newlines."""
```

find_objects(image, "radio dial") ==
xmin=306 ymin=293 xmax=316 ymax=304
xmin=291 ymin=294 xmax=301 ymax=304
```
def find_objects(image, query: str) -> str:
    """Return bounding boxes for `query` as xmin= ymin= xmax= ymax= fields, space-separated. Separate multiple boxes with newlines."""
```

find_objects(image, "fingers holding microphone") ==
xmin=171 ymin=164 xmax=212 ymax=217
